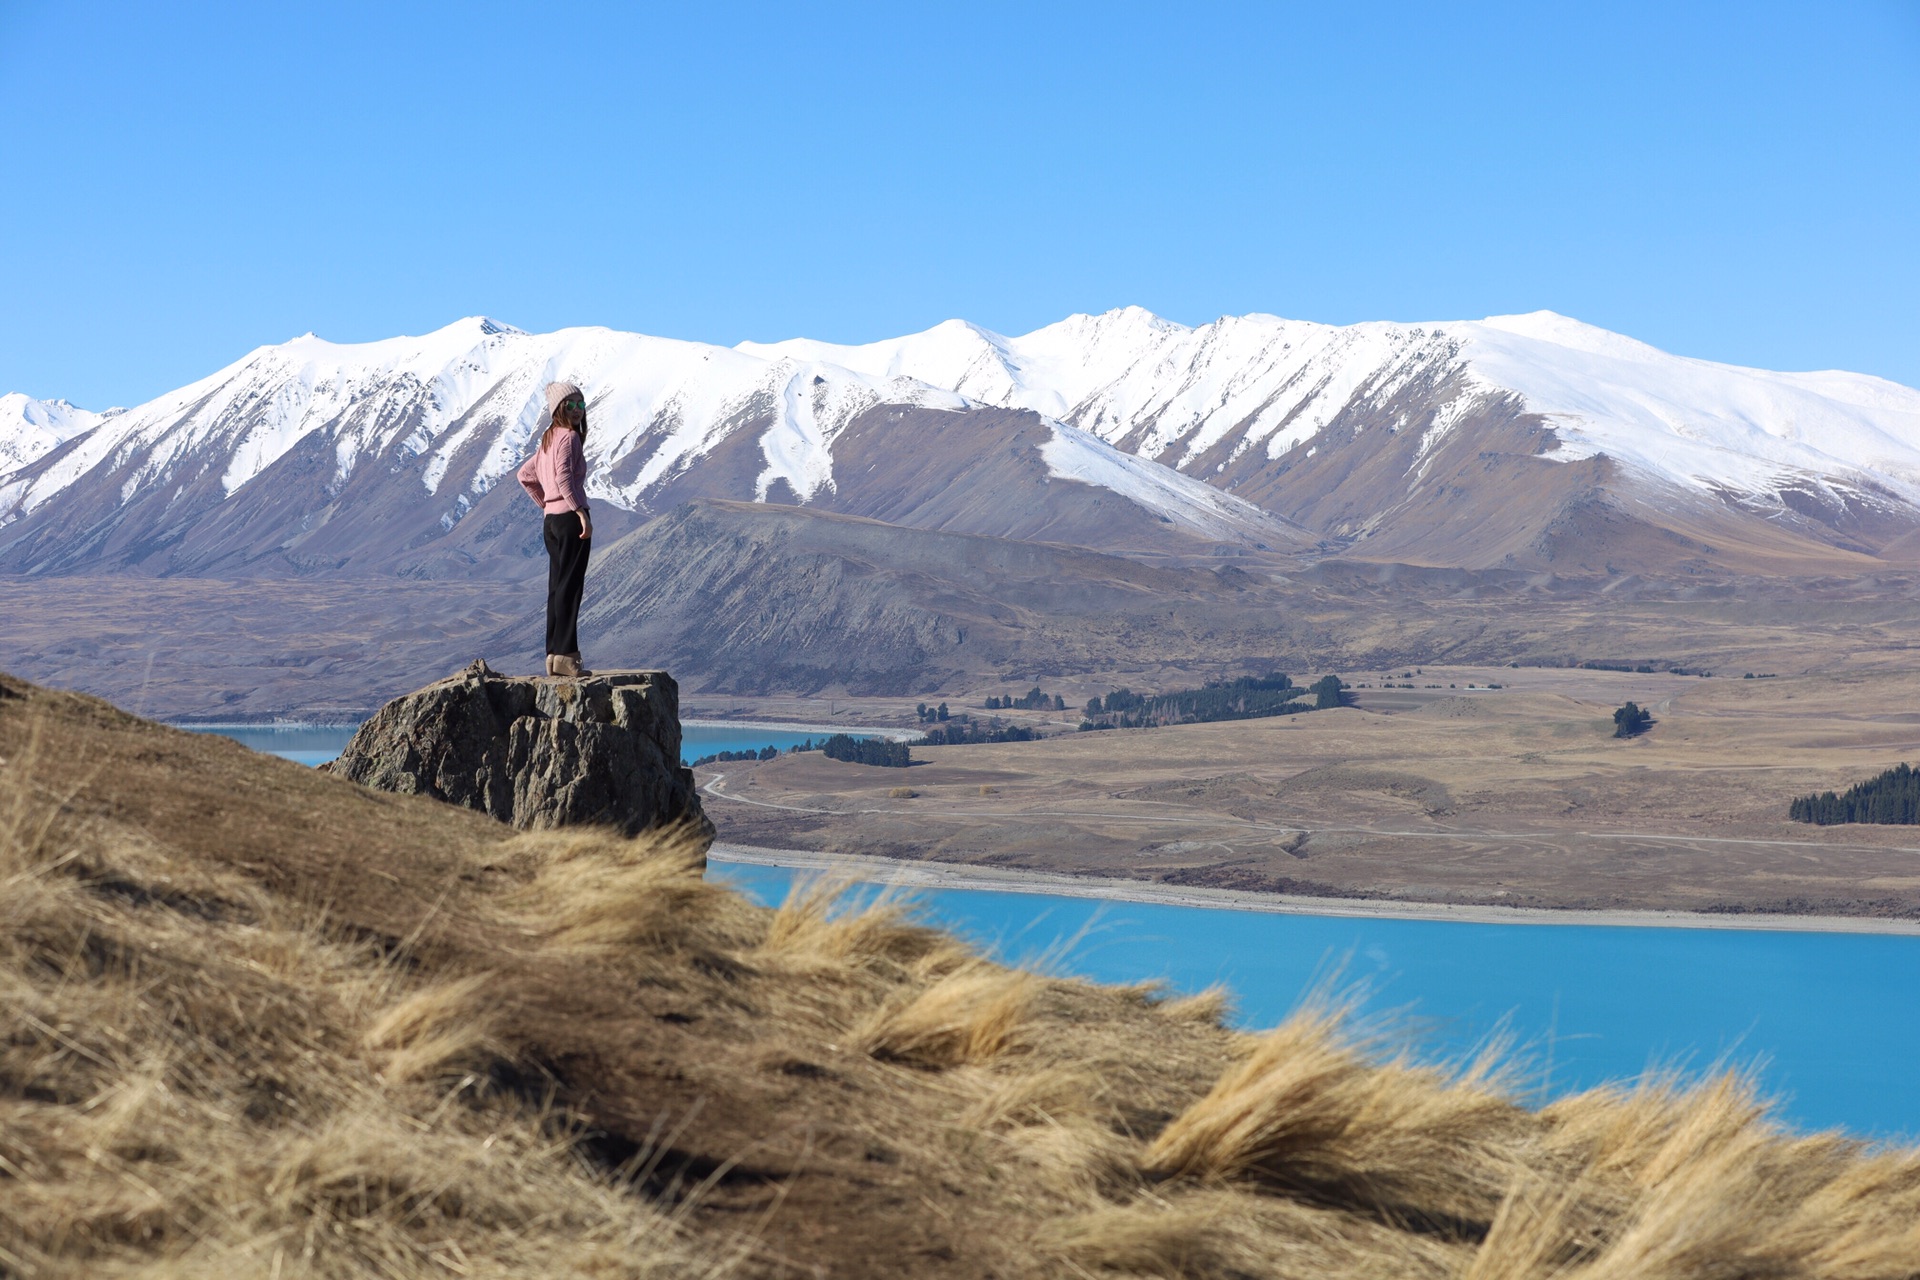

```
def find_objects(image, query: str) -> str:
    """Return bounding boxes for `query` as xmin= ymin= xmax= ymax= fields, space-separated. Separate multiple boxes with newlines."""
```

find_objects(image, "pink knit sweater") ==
xmin=517 ymin=427 xmax=591 ymax=515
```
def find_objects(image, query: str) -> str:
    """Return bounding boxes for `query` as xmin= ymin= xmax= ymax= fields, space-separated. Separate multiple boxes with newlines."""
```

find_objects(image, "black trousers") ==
xmin=543 ymin=511 xmax=591 ymax=655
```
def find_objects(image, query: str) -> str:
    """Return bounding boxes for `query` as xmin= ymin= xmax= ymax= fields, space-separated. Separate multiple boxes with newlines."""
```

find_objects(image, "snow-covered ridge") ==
xmin=0 ymin=319 xmax=971 ymax=526
xmin=753 ymin=308 xmax=1920 ymax=505
xmin=6 ymin=307 xmax=1919 ymax=543
xmin=1038 ymin=420 xmax=1292 ymax=545
xmin=0 ymin=394 xmax=117 ymax=474
xmin=1457 ymin=313 xmax=1920 ymax=501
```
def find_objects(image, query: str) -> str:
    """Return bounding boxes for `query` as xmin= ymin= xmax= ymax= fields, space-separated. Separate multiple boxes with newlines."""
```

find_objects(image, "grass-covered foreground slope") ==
xmin=3 ymin=672 xmax=1918 ymax=1279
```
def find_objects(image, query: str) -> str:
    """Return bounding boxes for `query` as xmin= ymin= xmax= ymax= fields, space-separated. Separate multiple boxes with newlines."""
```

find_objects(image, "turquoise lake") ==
xmin=184 ymin=721 xmax=881 ymax=768
xmin=198 ymin=723 xmax=1920 ymax=1142
xmin=711 ymin=862 xmax=1920 ymax=1142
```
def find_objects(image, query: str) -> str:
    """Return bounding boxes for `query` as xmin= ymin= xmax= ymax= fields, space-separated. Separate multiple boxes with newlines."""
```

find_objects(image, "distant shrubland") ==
xmin=793 ymin=732 xmax=912 ymax=767
xmin=920 ymin=717 xmax=1038 ymax=746
xmin=689 ymin=744 xmax=781 ymax=766
xmin=985 ymin=686 xmax=1066 ymax=711
xmin=1079 ymin=673 xmax=1336 ymax=731
xmin=1614 ymin=701 xmax=1654 ymax=738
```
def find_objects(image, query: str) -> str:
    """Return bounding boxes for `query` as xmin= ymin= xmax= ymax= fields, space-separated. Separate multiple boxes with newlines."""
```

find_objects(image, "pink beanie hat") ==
xmin=540 ymin=381 xmax=583 ymax=429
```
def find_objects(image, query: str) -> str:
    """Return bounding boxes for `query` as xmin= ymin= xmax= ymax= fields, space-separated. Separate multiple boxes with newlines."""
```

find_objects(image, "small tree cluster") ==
xmin=1613 ymin=702 xmax=1652 ymax=738
xmin=688 ymin=745 xmax=780 ymax=767
xmin=821 ymin=733 xmax=912 ymax=768
xmin=920 ymin=719 xmax=1038 ymax=746
xmin=984 ymin=687 xmax=1064 ymax=711
xmin=1079 ymin=674 xmax=1318 ymax=731
xmin=1790 ymin=763 xmax=1920 ymax=825
xmin=1312 ymin=675 xmax=1347 ymax=710
xmin=914 ymin=702 xmax=951 ymax=723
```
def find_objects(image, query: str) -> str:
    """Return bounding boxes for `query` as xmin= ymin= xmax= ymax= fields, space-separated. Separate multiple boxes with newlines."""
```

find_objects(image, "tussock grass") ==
xmin=0 ymin=722 xmax=736 ymax=1279
xmin=1144 ymin=1004 xmax=1531 ymax=1229
xmin=856 ymin=962 xmax=1041 ymax=1067
xmin=755 ymin=875 xmax=943 ymax=970
xmin=1157 ymin=985 xmax=1234 ymax=1028
xmin=4 ymin=675 xmax=1919 ymax=1279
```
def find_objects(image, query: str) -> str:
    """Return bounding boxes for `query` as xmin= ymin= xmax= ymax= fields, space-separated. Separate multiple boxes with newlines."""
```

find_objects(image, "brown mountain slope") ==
xmin=1188 ymin=374 xmax=1895 ymax=574
xmin=817 ymin=403 xmax=1310 ymax=554
xmin=0 ymin=401 xmax=1301 ymax=581
xmin=0 ymin=396 xmax=646 ymax=581
xmin=8 ymin=500 xmax=1920 ymax=719
xmin=569 ymin=499 xmax=1333 ymax=695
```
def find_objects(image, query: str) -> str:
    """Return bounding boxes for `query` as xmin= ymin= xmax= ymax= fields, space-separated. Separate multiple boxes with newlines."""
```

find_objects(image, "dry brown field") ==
xmin=700 ymin=664 xmax=1920 ymax=919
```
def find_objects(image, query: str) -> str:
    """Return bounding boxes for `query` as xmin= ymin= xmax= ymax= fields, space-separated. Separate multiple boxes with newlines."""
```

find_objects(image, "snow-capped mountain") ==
xmin=748 ymin=308 xmax=1920 ymax=503
xmin=0 ymin=394 xmax=116 ymax=474
xmin=4 ymin=307 xmax=1918 ymax=579
xmin=0 ymin=318 xmax=961 ymax=527
xmin=0 ymin=317 xmax=1302 ymax=577
xmin=751 ymin=308 xmax=1920 ymax=567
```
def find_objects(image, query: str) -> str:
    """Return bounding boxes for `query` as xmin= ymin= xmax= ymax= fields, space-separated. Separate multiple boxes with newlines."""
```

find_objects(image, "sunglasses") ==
xmin=560 ymin=399 xmax=586 ymax=413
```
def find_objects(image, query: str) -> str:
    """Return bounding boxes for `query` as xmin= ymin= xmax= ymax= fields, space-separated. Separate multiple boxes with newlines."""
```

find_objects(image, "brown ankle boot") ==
xmin=553 ymin=653 xmax=591 ymax=678
xmin=544 ymin=653 xmax=558 ymax=677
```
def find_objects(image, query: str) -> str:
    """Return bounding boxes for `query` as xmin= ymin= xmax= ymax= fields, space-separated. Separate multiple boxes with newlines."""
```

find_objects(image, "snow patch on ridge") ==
xmin=1450 ymin=313 xmax=1920 ymax=503
xmin=0 ymin=394 xmax=112 ymax=478
xmin=1039 ymin=419 xmax=1297 ymax=544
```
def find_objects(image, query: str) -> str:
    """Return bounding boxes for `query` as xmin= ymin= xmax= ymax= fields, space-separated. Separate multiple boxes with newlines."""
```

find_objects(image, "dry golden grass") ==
xmin=855 ymin=962 xmax=1041 ymax=1067
xmin=4 ymin=676 xmax=1920 ymax=1279
xmin=0 ymin=725 xmax=741 ymax=1280
xmin=1156 ymin=986 xmax=1233 ymax=1028
xmin=1144 ymin=1004 xmax=1531 ymax=1228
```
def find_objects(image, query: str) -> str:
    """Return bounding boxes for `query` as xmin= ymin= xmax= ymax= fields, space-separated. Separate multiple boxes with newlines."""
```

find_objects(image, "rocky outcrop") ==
xmin=332 ymin=660 xmax=711 ymax=846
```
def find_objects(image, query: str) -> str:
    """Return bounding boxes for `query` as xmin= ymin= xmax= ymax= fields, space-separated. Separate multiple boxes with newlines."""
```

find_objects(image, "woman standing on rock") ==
xmin=517 ymin=381 xmax=594 ymax=678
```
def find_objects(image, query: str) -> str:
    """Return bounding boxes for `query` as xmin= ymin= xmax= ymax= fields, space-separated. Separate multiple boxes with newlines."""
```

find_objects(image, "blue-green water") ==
xmin=183 ymin=722 xmax=880 ymax=768
xmin=184 ymin=724 xmax=358 ymax=767
xmin=680 ymin=723 xmax=886 ymax=763
xmin=713 ymin=862 xmax=1920 ymax=1141
xmin=188 ymin=723 xmax=1920 ymax=1140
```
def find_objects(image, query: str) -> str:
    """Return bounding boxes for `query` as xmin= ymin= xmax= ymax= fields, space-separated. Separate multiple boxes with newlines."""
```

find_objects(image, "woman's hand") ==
xmin=578 ymin=510 xmax=593 ymax=540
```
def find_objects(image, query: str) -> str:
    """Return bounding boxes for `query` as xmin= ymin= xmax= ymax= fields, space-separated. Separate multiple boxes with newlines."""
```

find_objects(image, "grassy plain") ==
xmin=6 ymin=671 xmax=1920 ymax=1278
xmin=700 ymin=665 xmax=1920 ymax=920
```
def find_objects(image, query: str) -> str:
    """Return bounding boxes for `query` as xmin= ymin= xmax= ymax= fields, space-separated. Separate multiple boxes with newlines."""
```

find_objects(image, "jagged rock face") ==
xmin=332 ymin=660 xmax=711 ymax=845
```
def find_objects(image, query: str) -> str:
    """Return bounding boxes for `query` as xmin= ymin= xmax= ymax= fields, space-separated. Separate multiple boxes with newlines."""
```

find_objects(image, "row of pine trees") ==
xmin=1790 ymin=763 xmax=1920 ymax=825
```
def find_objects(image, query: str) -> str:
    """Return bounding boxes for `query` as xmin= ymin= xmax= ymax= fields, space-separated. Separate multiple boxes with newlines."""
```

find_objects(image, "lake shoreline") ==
xmin=708 ymin=843 xmax=1920 ymax=936
xmin=682 ymin=718 xmax=923 ymax=742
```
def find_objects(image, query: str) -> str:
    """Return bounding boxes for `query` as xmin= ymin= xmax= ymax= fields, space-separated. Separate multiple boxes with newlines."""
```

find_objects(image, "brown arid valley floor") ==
xmin=7 ymin=671 xmax=1920 ymax=1278
xmin=699 ymin=664 xmax=1920 ymax=921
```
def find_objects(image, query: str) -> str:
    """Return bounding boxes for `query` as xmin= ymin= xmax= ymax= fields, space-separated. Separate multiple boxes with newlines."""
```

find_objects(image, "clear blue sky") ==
xmin=4 ymin=1 xmax=1917 ymax=408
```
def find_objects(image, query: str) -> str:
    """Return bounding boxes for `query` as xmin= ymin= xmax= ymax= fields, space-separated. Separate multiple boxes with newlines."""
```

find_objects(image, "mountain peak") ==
xmin=421 ymin=315 xmax=525 ymax=341
xmin=1472 ymin=310 xmax=1663 ymax=361
xmin=0 ymin=392 xmax=108 ymax=474
xmin=1025 ymin=305 xmax=1186 ymax=342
